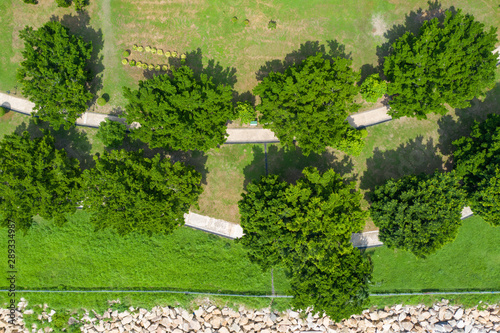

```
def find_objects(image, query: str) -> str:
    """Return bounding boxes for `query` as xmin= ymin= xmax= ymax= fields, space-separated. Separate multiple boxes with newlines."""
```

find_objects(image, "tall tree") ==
xmin=79 ymin=149 xmax=203 ymax=235
xmin=17 ymin=21 xmax=93 ymax=129
xmin=453 ymin=114 xmax=500 ymax=226
xmin=0 ymin=131 xmax=81 ymax=230
xmin=123 ymin=66 xmax=235 ymax=151
xmin=384 ymin=10 xmax=498 ymax=119
xmin=238 ymin=167 xmax=371 ymax=319
xmin=254 ymin=53 xmax=366 ymax=156
xmin=370 ymin=171 xmax=467 ymax=258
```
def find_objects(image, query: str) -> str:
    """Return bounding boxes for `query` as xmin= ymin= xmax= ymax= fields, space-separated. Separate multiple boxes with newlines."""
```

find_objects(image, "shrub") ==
xmin=155 ymin=65 xmax=161 ymax=71
xmin=236 ymin=102 xmax=256 ymax=125
xmin=157 ymin=49 xmax=163 ymax=56
xmin=180 ymin=53 xmax=186 ymax=60
xmin=74 ymin=0 xmax=87 ymax=11
xmin=133 ymin=44 xmax=138 ymax=51
xmin=129 ymin=60 xmax=136 ymax=66
xmin=123 ymin=50 xmax=130 ymax=57
xmin=137 ymin=46 xmax=144 ymax=52
xmin=121 ymin=59 xmax=128 ymax=65
xmin=232 ymin=16 xmax=238 ymax=23
xmin=165 ymin=51 xmax=171 ymax=57
xmin=97 ymin=97 xmax=107 ymax=106
xmin=148 ymin=64 xmax=154 ymax=70
xmin=23 ymin=0 xmax=38 ymax=4
xmin=96 ymin=119 xmax=127 ymax=148
xmin=360 ymin=73 xmax=387 ymax=103
xmin=145 ymin=46 xmax=151 ymax=52
xmin=151 ymin=47 xmax=157 ymax=54
xmin=0 ymin=106 xmax=8 ymax=116
xmin=136 ymin=61 xmax=142 ymax=67
xmin=162 ymin=65 xmax=168 ymax=71
xmin=55 ymin=0 xmax=70 ymax=7
xmin=268 ymin=20 xmax=277 ymax=29
xmin=142 ymin=64 xmax=148 ymax=69
xmin=171 ymin=51 xmax=178 ymax=57
xmin=244 ymin=19 xmax=250 ymax=26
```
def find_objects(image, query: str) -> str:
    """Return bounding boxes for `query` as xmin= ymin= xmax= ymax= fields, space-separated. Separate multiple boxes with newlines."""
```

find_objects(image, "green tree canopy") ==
xmin=79 ymin=149 xmax=203 ymax=235
xmin=453 ymin=114 xmax=500 ymax=226
xmin=360 ymin=73 xmax=387 ymax=103
xmin=0 ymin=131 xmax=81 ymax=230
xmin=17 ymin=21 xmax=93 ymax=129
xmin=253 ymin=53 xmax=366 ymax=156
xmin=123 ymin=66 xmax=235 ymax=151
xmin=96 ymin=119 xmax=127 ymax=148
xmin=238 ymin=167 xmax=371 ymax=320
xmin=370 ymin=171 xmax=466 ymax=258
xmin=384 ymin=10 xmax=498 ymax=119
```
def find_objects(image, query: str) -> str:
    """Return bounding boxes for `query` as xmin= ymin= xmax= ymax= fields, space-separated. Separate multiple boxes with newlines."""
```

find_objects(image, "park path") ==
xmin=0 ymin=93 xmax=477 ymax=247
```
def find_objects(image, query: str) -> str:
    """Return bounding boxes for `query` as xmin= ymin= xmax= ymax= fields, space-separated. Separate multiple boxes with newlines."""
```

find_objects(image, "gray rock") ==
xmin=455 ymin=308 xmax=465 ymax=320
xmin=219 ymin=327 xmax=229 ymax=333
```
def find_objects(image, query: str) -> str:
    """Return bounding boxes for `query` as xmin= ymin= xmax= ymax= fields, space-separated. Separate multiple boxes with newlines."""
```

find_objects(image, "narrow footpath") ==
xmin=0 ymin=92 xmax=476 ymax=247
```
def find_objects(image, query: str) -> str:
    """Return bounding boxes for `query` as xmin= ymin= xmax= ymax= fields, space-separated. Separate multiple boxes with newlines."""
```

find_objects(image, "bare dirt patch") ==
xmin=371 ymin=14 xmax=387 ymax=37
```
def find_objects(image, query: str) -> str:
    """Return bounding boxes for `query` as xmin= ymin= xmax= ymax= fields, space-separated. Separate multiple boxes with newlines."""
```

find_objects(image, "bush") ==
xmin=180 ymin=53 xmax=186 ymax=60
xmin=55 ymin=0 xmax=70 ymax=7
xmin=97 ymin=97 xmax=107 ymax=106
xmin=232 ymin=16 xmax=238 ymax=23
xmin=96 ymin=119 xmax=127 ymax=148
xmin=171 ymin=51 xmax=178 ymax=57
xmin=142 ymin=64 xmax=148 ymax=69
xmin=51 ymin=312 xmax=71 ymax=330
xmin=244 ymin=19 xmax=250 ymax=26
xmin=123 ymin=50 xmax=130 ymax=57
xmin=145 ymin=46 xmax=151 ymax=52
xmin=236 ymin=101 xmax=256 ymax=125
xmin=148 ymin=64 xmax=154 ymax=70
xmin=137 ymin=46 xmax=144 ymax=52
xmin=151 ymin=48 xmax=157 ymax=54
xmin=157 ymin=49 xmax=163 ymax=56
xmin=155 ymin=65 xmax=161 ymax=71
xmin=23 ymin=0 xmax=38 ymax=4
xmin=165 ymin=51 xmax=171 ymax=57
xmin=74 ymin=0 xmax=87 ymax=11
xmin=360 ymin=73 xmax=387 ymax=103
xmin=129 ymin=60 xmax=136 ymax=66
xmin=162 ymin=65 xmax=168 ymax=71
xmin=268 ymin=20 xmax=277 ymax=29
xmin=136 ymin=61 xmax=142 ymax=67
xmin=121 ymin=59 xmax=128 ymax=65
xmin=132 ymin=44 xmax=138 ymax=51
xmin=0 ymin=106 xmax=8 ymax=116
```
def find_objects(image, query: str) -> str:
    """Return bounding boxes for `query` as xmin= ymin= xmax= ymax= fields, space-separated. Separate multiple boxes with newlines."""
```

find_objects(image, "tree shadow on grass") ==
xmin=359 ymin=136 xmax=445 ymax=201
xmin=51 ymin=11 xmax=104 ymax=104
xmin=243 ymin=144 xmax=356 ymax=190
xmin=376 ymin=0 xmax=456 ymax=74
xmin=255 ymin=40 xmax=352 ymax=81
xmin=436 ymin=82 xmax=500 ymax=161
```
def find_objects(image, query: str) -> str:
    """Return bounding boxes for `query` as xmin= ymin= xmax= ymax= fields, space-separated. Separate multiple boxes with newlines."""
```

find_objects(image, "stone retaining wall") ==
xmin=3 ymin=299 xmax=499 ymax=333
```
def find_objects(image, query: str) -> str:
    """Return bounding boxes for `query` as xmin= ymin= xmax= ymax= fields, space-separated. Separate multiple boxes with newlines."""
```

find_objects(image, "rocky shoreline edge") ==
xmin=2 ymin=299 xmax=499 ymax=332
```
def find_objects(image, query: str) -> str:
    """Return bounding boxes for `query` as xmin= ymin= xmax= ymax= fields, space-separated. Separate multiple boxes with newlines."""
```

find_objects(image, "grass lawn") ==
xmin=0 ymin=210 xmax=289 ymax=294
xmin=367 ymin=216 xmax=500 ymax=293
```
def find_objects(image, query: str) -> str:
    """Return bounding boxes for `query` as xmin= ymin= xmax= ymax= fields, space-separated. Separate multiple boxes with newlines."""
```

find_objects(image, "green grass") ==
xmin=0 ymin=210 xmax=289 ymax=294
xmin=367 ymin=216 xmax=500 ymax=293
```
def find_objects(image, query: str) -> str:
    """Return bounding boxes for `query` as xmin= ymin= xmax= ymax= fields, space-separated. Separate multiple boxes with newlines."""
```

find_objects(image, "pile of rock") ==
xmin=2 ymin=299 xmax=499 ymax=332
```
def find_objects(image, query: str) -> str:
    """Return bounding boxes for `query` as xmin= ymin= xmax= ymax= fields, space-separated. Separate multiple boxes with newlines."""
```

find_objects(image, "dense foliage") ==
xmin=79 ymin=149 xmax=203 ymax=235
xmin=123 ymin=66 xmax=235 ymax=151
xmin=0 ymin=131 xmax=80 ymax=230
xmin=17 ymin=21 xmax=93 ymax=129
xmin=370 ymin=171 xmax=467 ymax=258
xmin=96 ymin=119 xmax=127 ymax=148
xmin=453 ymin=114 xmax=500 ymax=226
xmin=253 ymin=53 xmax=366 ymax=156
xmin=239 ymin=167 xmax=371 ymax=320
xmin=236 ymin=101 xmax=256 ymax=125
xmin=360 ymin=73 xmax=387 ymax=103
xmin=384 ymin=10 xmax=498 ymax=119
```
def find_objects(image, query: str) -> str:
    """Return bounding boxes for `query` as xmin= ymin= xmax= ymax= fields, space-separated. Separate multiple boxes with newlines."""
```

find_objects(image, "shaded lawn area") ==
xmin=0 ymin=210 xmax=289 ymax=294
xmin=367 ymin=216 xmax=500 ymax=293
